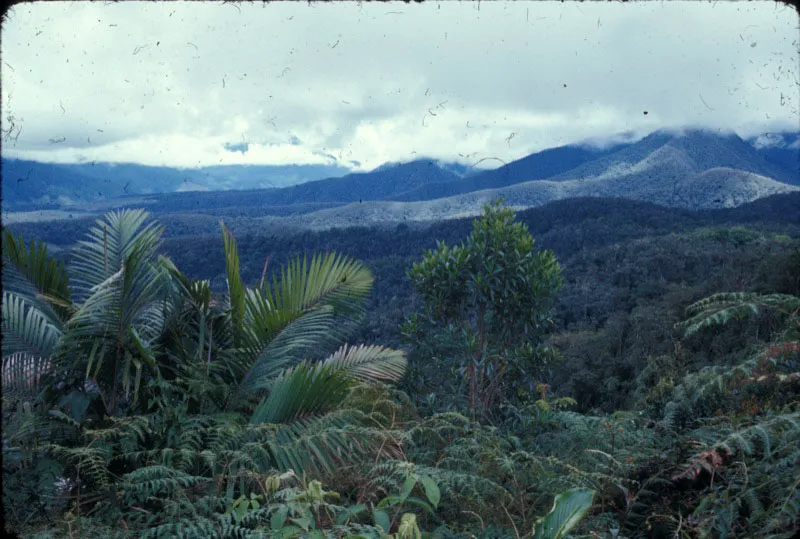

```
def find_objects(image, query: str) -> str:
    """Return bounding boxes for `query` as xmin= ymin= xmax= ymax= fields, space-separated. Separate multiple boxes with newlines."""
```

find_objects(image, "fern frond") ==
xmin=679 ymin=292 xmax=800 ymax=337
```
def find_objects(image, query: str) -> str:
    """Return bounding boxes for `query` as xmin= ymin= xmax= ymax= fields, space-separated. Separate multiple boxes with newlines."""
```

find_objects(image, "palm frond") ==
xmin=227 ymin=252 xmax=377 ymax=405
xmin=2 ymin=352 xmax=52 ymax=394
xmin=221 ymin=221 xmax=247 ymax=346
xmin=69 ymin=227 xmax=168 ymax=342
xmin=2 ymin=291 xmax=63 ymax=358
xmin=238 ymin=296 xmax=340 ymax=377
xmin=250 ymin=361 xmax=352 ymax=424
xmin=250 ymin=345 xmax=406 ymax=425
xmin=70 ymin=208 xmax=163 ymax=300
xmin=264 ymin=251 xmax=373 ymax=318
xmin=60 ymin=210 xmax=168 ymax=414
xmin=2 ymin=229 xmax=72 ymax=322
xmin=322 ymin=344 xmax=407 ymax=383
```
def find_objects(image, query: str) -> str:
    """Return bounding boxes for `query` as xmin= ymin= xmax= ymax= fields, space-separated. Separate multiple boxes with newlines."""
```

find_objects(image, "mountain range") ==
xmin=0 ymin=160 xmax=351 ymax=208
xmin=2 ymin=128 xmax=798 ymax=229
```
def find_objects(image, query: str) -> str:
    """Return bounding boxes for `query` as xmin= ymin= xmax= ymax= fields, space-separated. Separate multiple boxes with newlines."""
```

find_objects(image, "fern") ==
xmin=679 ymin=292 xmax=800 ymax=337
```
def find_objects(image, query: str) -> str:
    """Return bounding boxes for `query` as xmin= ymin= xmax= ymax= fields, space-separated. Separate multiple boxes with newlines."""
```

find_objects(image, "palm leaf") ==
xmin=322 ymin=344 xmax=407 ymax=383
xmin=69 ymin=212 xmax=167 ymax=341
xmin=264 ymin=251 xmax=373 ymax=317
xmin=229 ymin=252 xmax=376 ymax=402
xmin=250 ymin=345 xmax=406 ymax=424
xmin=70 ymin=208 xmax=163 ymax=300
xmin=232 ymin=304 xmax=340 ymax=401
xmin=63 ymin=209 xmax=168 ymax=413
xmin=221 ymin=221 xmax=247 ymax=346
xmin=2 ymin=229 xmax=72 ymax=320
xmin=2 ymin=352 xmax=52 ymax=394
xmin=217 ymin=226 xmax=376 ymax=402
xmin=250 ymin=361 xmax=352 ymax=424
xmin=2 ymin=291 xmax=63 ymax=358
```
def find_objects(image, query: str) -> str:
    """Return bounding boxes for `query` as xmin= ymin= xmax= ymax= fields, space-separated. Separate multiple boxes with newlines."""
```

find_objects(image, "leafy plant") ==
xmin=532 ymin=488 xmax=595 ymax=539
xmin=2 ymin=210 xmax=407 ymax=536
xmin=402 ymin=199 xmax=563 ymax=419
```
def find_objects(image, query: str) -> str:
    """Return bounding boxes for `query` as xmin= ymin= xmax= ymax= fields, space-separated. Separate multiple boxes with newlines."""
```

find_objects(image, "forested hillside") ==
xmin=5 ymin=130 xmax=798 ymax=216
xmin=4 ymin=1 xmax=799 ymax=535
xmin=3 ymin=196 xmax=799 ymax=538
xmin=1 ymin=158 xmax=351 ymax=208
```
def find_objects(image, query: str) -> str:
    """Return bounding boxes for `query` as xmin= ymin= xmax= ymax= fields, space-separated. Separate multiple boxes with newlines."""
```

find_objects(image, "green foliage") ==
xmin=2 ymin=293 xmax=63 ymax=359
xmin=2 ymin=229 xmax=72 ymax=322
xmin=679 ymin=292 xmax=800 ymax=338
xmin=2 ymin=209 xmax=408 ymax=537
xmin=532 ymin=488 xmax=595 ymax=539
xmin=698 ymin=225 xmax=762 ymax=247
xmin=220 ymin=470 xmax=440 ymax=538
xmin=4 ymin=204 xmax=799 ymax=539
xmin=403 ymin=200 xmax=563 ymax=419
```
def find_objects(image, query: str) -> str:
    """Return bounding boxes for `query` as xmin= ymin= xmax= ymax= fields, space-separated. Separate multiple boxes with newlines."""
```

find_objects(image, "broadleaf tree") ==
xmin=402 ymin=199 xmax=563 ymax=419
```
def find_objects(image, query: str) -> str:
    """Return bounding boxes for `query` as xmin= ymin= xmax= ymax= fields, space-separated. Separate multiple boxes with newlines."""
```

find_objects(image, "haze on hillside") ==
xmin=1 ymin=0 xmax=798 ymax=173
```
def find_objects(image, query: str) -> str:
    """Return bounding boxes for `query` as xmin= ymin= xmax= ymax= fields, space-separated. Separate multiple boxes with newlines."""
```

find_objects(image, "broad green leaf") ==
xmin=235 ymin=502 xmax=247 ymax=522
xmin=336 ymin=504 xmax=368 ymax=525
xmin=400 ymin=475 xmax=417 ymax=501
xmin=402 ymin=496 xmax=435 ymax=515
xmin=292 ymin=515 xmax=312 ymax=530
xmin=532 ymin=488 xmax=595 ymax=539
xmin=378 ymin=495 xmax=407 ymax=508
xmin=271 ymin=505 xmax=289 ymax=530
xmin=373 ymin=508 xmax=391 ymax=533
xmin=418 ymin=475 xmax=441 ymax=508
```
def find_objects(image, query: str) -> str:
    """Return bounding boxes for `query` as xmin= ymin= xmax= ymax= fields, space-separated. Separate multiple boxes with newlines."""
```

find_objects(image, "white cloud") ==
xmin=1 ymin=1 xmax=797 ymax=172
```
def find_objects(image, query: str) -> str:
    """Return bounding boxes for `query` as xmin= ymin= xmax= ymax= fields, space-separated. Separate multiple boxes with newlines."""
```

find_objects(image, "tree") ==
xmin=402 ymin=199 xmax=563 ymax=419
xmin=2 ymin=209 xmax=407 ymax=533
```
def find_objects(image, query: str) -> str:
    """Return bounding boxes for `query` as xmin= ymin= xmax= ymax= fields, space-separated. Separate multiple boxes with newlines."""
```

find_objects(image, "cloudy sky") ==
xmin=1 ymin=1 xmax=798 ymax=171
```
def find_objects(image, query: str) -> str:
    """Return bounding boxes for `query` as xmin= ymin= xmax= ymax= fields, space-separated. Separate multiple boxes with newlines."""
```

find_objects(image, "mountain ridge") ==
xmin=263 ymin=135 xmax=799 ymax=230
xmin=2 ymin=128 xmax=798 ymax=216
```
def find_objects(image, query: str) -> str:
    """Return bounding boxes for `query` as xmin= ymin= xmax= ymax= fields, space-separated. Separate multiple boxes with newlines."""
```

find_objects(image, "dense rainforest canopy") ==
xmin=2 ymin=199 xmax=799 ymax=538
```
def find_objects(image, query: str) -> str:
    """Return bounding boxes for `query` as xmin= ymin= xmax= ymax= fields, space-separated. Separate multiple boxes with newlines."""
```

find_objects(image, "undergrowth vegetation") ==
xmin=3 ymin=202 xmax=798 ymax=538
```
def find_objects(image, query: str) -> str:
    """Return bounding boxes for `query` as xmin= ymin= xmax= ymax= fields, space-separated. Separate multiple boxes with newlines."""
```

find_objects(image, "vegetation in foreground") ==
xmin=2 ymin=201 xmax=798 ymax=538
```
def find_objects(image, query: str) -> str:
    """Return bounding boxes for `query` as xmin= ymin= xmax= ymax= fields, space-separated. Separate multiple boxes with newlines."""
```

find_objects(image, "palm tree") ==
xmin=2 ymin=227 xmax=71 ymax=396
xmin=2 ymin=209 xmax=407 ymax=531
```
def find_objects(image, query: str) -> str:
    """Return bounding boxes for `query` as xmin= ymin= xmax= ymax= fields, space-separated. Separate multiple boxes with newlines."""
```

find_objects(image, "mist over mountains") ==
xmin=2 ymin=128 xmax=798 ymax=229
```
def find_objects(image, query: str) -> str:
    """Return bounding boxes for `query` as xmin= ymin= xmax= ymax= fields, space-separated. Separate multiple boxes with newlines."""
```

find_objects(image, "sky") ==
xmin=1 ymin=1 xmax=798 ymax=172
